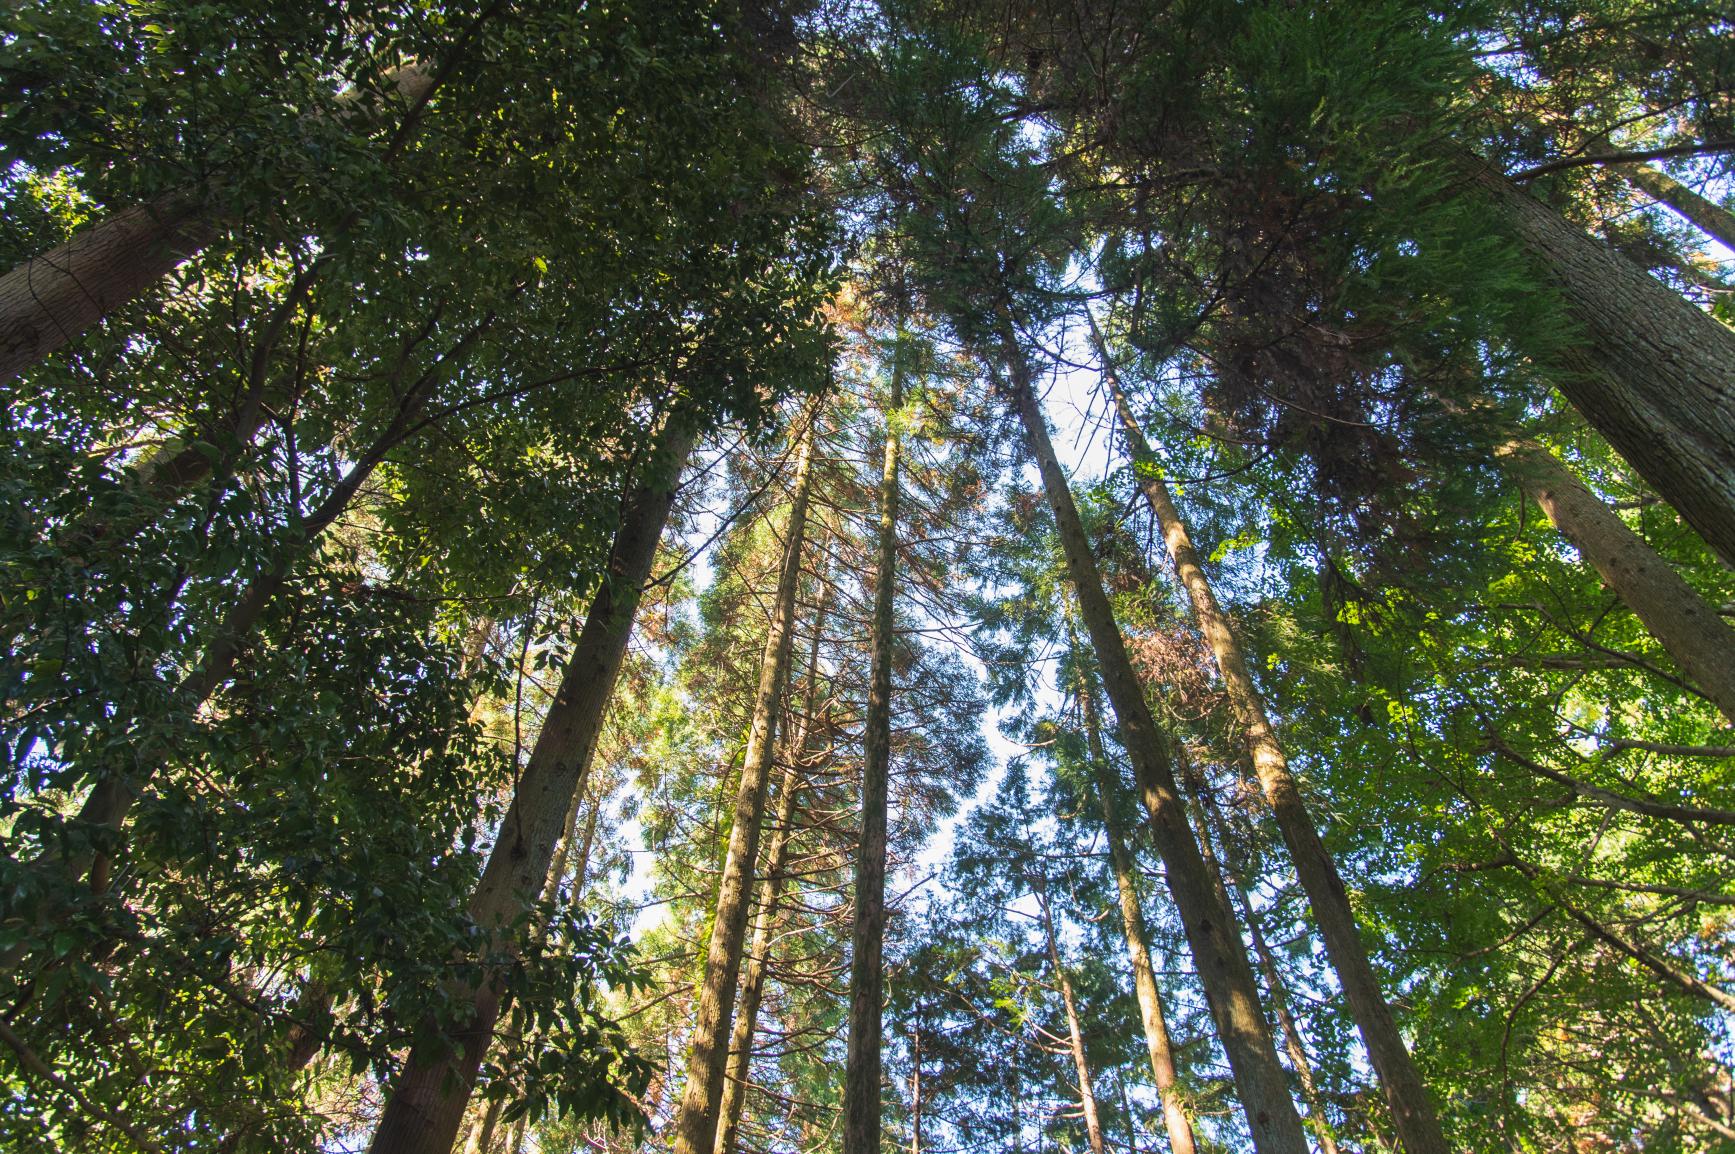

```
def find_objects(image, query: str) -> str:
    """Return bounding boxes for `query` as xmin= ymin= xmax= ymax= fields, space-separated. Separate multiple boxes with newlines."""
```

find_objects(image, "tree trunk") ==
xmin=1190 ymin=772 xmax=1341 ymax=1154
xmin=672 ymin=416 xmax=820 ymax=1154
xmin=844 ymin=330 xmax=904 ymax=1154
xmin=1100 ymin=346 xmax=1449 ymax=1154
xmin=713 ymin=763 xmax=801 ymax=1154
xmin=997 ymin=320 xmax=1309 ymax=1154
xmin=910 ymin=1021 xmax=922 ymax=1154
xmin=0 ymin=194 xmax=215 ymax=384
xmin=1077 ymin=671 xmax=1198 ymax=1154
xmin=1563 ymin=132 xmax=1735 ymax=254
xmin=1455 ymin=146 xmax=1735 ymax=568
xmin=1036 ymin=881 xmax=1106 ymax=1154
xmin=1496 ymin=438 xmax=1735 ymax=723
xmin=566 ymin=793 xmax=603 ymax=908
xmin=1622 ymin=162 xmax=1735 ymax=251
xmin=0 ymin=64 xmax=440 ymax=384
xmin=716 ymin=589 xmax=828 ymax=1154
xmin=366 ymin=424 xmax=697 ymax=1154
xmin=464 ymin=1096 xmax=504 ymax=1154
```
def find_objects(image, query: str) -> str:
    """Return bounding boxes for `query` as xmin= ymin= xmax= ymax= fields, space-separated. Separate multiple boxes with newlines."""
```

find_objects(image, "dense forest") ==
xmin=2 ymin=0 xmax=1734 ymax=1151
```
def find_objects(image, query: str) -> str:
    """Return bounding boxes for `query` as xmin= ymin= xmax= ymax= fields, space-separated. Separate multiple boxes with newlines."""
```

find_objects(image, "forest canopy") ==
xmin=2 ymin=0 xmax=1733 ymax=1152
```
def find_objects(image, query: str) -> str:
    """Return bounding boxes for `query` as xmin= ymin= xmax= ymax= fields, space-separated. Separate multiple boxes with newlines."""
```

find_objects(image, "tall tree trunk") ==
xmin=366 ymin=424 xmax=698 ymax=1154
xmin=1099 ymin=344 xmax=1449 ymax=1154
xmin=997 ymin=319 xmax=1309 ymax=1154
xmin=1560 ymin=129 xmax=1735 ymax=252
xmin=672 ymin=415 xmax=820 ymax=1154
xmin=910 ymin=1021 xmax=922 ymax=1154
xmin=566 ymin=793 xmax=603 ymax=907
xmin=844 ymin=329 xmax=905 ymax=1154
xmin=463 ymin=1096 xmax=504 ymax=1154
xmin=712 ymin=763 xmax=801 ymax=1154
xmin=1077 ymin=669 xmax=1198 ymax=1154
xmin=716 ymin=589 xmax=829 ymax=1154
xmin=0 ymin=63 xmax=444 ymax=384
xmin=0 ymin=194 xmax=214 ymax=384
xmin=1189 ymin=770 xmax=1341 ymax=1154
xmin=1620 ymin=162 xmax=1735 ymax=252
xmin=1495 ymin=438 xmax=1735 ymax=723
xmin=1455 ymin=147 xmax=1735 ymax=568
xmin=1036 ymin=880 xmax=1107 ymax=1154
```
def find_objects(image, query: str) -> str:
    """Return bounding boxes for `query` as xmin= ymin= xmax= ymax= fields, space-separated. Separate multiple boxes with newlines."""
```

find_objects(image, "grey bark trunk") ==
xmin=366 ymin=425 xmax=697 ymax=1154
xmin=997 ymin=320 xmax=1309 ymax=1154
xmin=672 ymin=416 xmax=819 ymax=1154
xmin=844 ymin=332 xmax=904 ymax=1154
xmin=1099 ymin=344 xmax=1448 ymax=1154
xmin=1077 ymin=671 xmax=1198 ymax=1154
xmin=1496 ymin=438 xmax=1735 ymax=723
xmin=712 ymin=763 xmax=801 ymax=1154
xmin=1455 ymin=147 xmax=1735 ymax=567
xmin=1622 ymin=162 xmax=1735 ymax=251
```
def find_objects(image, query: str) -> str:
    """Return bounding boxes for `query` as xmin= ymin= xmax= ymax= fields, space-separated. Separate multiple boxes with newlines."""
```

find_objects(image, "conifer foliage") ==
xmin=2 ymin=0 xmax=1733 ymax=1151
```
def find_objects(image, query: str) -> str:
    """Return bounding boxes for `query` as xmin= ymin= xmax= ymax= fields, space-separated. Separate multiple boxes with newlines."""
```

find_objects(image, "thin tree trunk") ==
xmin=1621 ymin=162 xmax=1735 ymax=252
xmin=1036 ymin=881 xmax=1106 ymax=1154
xmin=672 ymin=415 xmax=820 ymax=1154
xmin=844 ymin=328 xmax=905 ymax=1154
xmin=910 ymin=1021 xmax=922 ymax=1154
xmin=1454 ymin=146 xmax=1735 ymax=568
xmin=566 ymin=794 xmax=602 ymax=908
xmin=716 ymin=589 xmax=828 ymax=1154
xmin=1099 ymin=341 xmax=1449 ymax=1154
xmin=464 ymin=1097 xmax=504 ymax=1154
xmin=1246 ymin=901 xmax=1340 ymax=1154
xmin=1496 ymin=438 xmax=1735 ymax=723
xmin=713 ymin=764 xmax=801 ymax=1154
xmin=1555 ymin=128 xmax=1735 ymax=252
xmin=366 ymin=424 xmax=698 ymax=1154
xmin=997 ymin=318 xmax=1309 ymax=1154
xmin=1190 ymin=772 xmax=1341 ymax=1154
xmin=543 ymin=783 xmax=590 ymax=908
xmin=1076 ymin=669 xmax=1198 ymax=1154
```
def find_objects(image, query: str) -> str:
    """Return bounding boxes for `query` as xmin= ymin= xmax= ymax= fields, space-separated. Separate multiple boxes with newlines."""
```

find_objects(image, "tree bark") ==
xmin=909 ymin=1021 xmax=922 ymax=1154
xmin=1454 ymin=146 xmax=1735 ymax=568
xmin=1036 ymin=880 xmax=1106 ymax=1154
xmin=1621 ymin=162 xmax=1735 ymax=252
xmin=0 ymin=64 xmax=441 ymax=384
xmin=712 ymin=763 xmax=801 ymax=1154
xmin=844 ymin=330 xmax=904 ymax=1154
xmin=1190 ymin=773 xmax=1341 ymax=1154
xmin=0 ymin=194 xmax=215 ymax=384
xmin=1100 ymin=347 xmax=1449 ymax=1154
xmin=1496 ymin=438 xmax=1735 ymax=723
xmin=1077 ymin=672 xmax=1198 ymax=1154
xmin=716 ymin=589 xmax=828 ymax=1154
xmin=672 ymin=415 xmax=820 ymax=1154
xmin=366 ymin=424 xmax=697 ymax=1154
xmin=997 ymin=320 xmax=1309 ymax=1154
